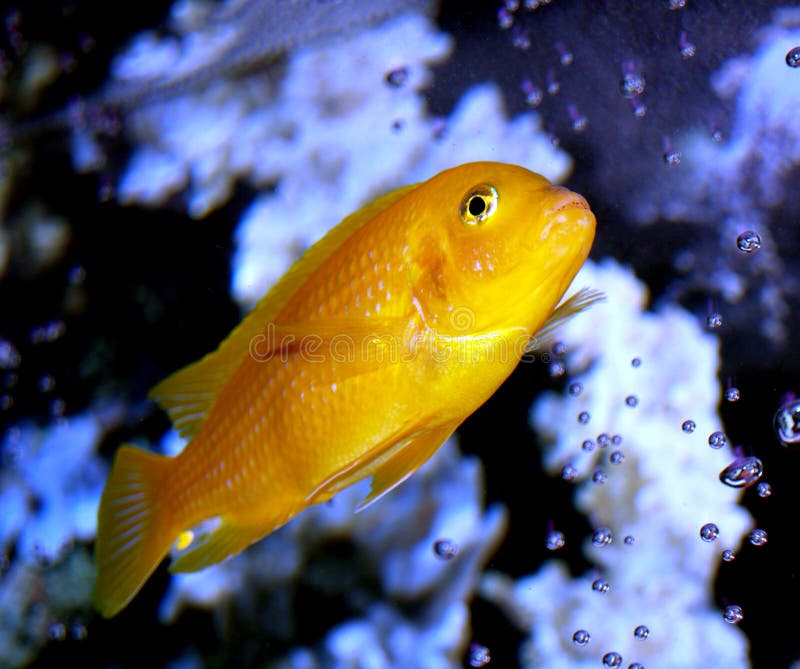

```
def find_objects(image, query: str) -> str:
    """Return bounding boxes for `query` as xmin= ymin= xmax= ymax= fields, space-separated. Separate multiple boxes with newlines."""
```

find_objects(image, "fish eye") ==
xmin=459 ymin=184 xmax=499 ymax=225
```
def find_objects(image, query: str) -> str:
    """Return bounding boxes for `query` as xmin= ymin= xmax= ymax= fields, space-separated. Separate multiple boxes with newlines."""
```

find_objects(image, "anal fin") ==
xmin=168 ymin=515 xmax=284 ymax=573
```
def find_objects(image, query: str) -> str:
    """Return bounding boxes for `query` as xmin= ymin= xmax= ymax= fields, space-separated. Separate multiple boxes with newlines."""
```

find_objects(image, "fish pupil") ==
xmin=468 ymin=196 xmax=487 ymax=217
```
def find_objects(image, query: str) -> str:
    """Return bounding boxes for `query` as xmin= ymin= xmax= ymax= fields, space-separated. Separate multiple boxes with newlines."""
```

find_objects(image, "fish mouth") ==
xmin=546 ymin=187 xmax=590 ymax=214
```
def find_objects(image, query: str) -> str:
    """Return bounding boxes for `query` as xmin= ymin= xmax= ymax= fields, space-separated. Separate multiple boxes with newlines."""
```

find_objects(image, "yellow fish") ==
xmin=93 ymin=161 xmax=597 ymax=617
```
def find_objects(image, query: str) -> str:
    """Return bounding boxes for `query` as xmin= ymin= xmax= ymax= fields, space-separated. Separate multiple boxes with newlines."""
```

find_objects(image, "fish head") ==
xmin=409 ymin=162 xmax=596 ymax=337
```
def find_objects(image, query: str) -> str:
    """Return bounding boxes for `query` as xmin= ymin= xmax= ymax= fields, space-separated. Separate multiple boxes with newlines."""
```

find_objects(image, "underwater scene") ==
xmin=2 ymin=0 xmax=800 ymax=667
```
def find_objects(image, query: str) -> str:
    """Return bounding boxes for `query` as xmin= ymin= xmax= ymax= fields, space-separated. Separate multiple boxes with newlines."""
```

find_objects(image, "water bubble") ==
xmin=70 ymin=622 xmax=88 ymax=640
xmin=468 ymin=643 xmax=491 ymax=667
xmin=569 ymin=381 xmax=583 ymax=396
xmin=497 ymin=7 xmax=514 ymax=29
xmin=592 ymin=528 xmax=613 ymax=546
xmin=619 ymin=73 xmax=646 ymax=98
xmin=592 ymin=469 xmax=607 ymax=484
xmin=749 ymin=528 xmax=768 ymax=546
xmin=633 ymin=625 xmax=650 ymax=640
xmin=722 ymin=549 xmax=736 ymax=562
xmin=597 ymin=433 xmax=610 ymax=448
xmin=582 ymin=439 xmax=595 ymax=452
xmin=786 ymin=46 xmax=800 ymax=68
xmin=625 ymin=395 xmax=639 ymax=408
xmin=48 ymin=621 xmax=67 ymax=640
xmin=592 ymin=578 xmax=610 ymax=594
xmin=603 ymin=651 xmax=623 ymax=668
xmin=719 ymin=456 xmax=763 ymax=488
xmin=572 ymin=629 xmax=591 ymax=646
xmin=546 ymin=530 xmax=565 ymax=550
xmin=723 ymin=604 xmax=743 ymax=624
xmin=757 ymin=482 xmax=772 ymax=498
xmin=774 ymin=398 xmax=800 ymax=446
xmin=610 ymin=450 xmax=625 ymax=465
xmin=433 ymin=539 xmax=459 ymax=560
xmin=384 ymin=66 xmax=409 ymax=88
xmin=708 ymin=431 xmax=728 ymax=449
xmin=726 ymin=387 xmax=741 ymax=402
xmin=700 ymin=523 xmax=719 ymax=542
xmin=706 ymin=313 xmax=723 ymax=329
xmin=681 ymin=419 xmax=696 ymax=433
xmin=663 ymin=151 xmax=681 ymax=166
xmin=631 ymin=357 xmax=641 ymax=367
xmin=562 ymin=464 xmax=578 ymax=481
xmin=578 ymin=411 xmax=591 ymax=424
xmin=624 ymin=535 xmax=635 ymax=545
xmin=736 ymin=230 xmax=761 ymax=253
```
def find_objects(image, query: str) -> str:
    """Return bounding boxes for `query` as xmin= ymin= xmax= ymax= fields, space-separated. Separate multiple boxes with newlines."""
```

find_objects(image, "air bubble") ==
xmin=612 ymin=434 xmax=623 ymax=445
xmin=723 ymin=605 xmax=743 ymax=624
xmin=497 ymin=7 xmax=514 ymax=29
xmin=592 ymin=528 xmax=613 ymax=546
xmin=572 ymin=629 xmax=591 ymax=646
xmin=582 ymin=439 xmax=595 ymax=452
xmin=631 ymin=357 xmax=641 ymax=367
xmin=610 ymin=450 xmax=625 ymax=465
xmin=468 ymin=643 xmax=491 ymax=667
xmin=749 ymin=528 xmax=768 ymax=546
xmin=633 ymin=625 xmax=649 ymax=640
xmin=722 ymin=549 xmax=736 ymax=562
xmin=736 ymin=230 xmax=761 ymax=253
xmin=48 ymin=622 xmax=67 ymax=640
xmin=597 ymin=433 xmax=610 ymax=448
xmin=624 ymin=535 xmax=635 ymax=545
xmin=681 ymin=419 xmax=696 ymax=433
xmin=700 ymin=523 xmax=719 ymax=542
xmin=562 ymin=464 xmax=578 ymax=481
xmin=786 ymin=46 xmax=800 ymax=67
xmin=726 ymin=387 xmax=741 ymax=402
xmin=433 ymin=539 xmax=459 ymax=560
xmin=592 ymin=469 xmax=607 ymax=484
xmin=549 ymin=360 xmax=565 ymax=377
xmin=545 ymin=530 xmax=565 ymax=550
xmin=708 ymin=431 xmax=727 ymax=449
xmin=603 ymin=651 xmax=623 ymax=668
xmin=629 ymin=664 xmax=645 ymax=669
xmin=719 ymin=456 xmax=763 ymax=488
xmin=757 ymin=482 xmax=772 ymax=498
xmin=592 ymin=578 xmax=610 ymax=593
xmin=578 ymin=411 xmax=591 ymax=424
xmin=663 ymin=151 xmax=681 ymax=166
xmin=384 ymin=66 xmax=409 ymax=88
xmin=568 ymin=381 xmax=583 ymax=396
xmin=774 ymin=398 xmax=800 ymax=446
xmin=619 ymin=73 xmax=646 ymax=98
xmin=625 ymin=395 xmax=638 ymax=408
xmin=707 ymin=313 xmax=723 ymax=329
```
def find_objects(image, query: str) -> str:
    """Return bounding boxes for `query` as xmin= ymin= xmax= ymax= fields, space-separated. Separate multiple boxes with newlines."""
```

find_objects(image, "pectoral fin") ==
xmin=305 ymin=423 xmax=457 ymax=511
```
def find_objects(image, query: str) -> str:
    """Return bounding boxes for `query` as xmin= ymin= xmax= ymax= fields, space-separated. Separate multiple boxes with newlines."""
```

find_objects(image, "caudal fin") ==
xmin=93 ymin=444 xmax=177 ymax=617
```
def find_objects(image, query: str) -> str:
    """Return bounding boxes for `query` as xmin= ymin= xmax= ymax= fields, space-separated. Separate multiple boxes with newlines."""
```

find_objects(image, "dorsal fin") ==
xmin=149 ymin=182 xmax=421 ymax=438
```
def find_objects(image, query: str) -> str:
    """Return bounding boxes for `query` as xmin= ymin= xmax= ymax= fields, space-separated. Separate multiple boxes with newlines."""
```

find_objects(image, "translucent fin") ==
xmin=93 ymin=445 xmax=176 ymax=618
xmin=525 ymin=287 xmax=605 ymax=353
xmin=168 ymin=516 xmax=281 ymax=573
xmin=149 ymin=183 xmax=420 ymax=439
xmin=306 ymin=424 xmax=456 ymax=510
xmin=356 ymin=423 xmax=458 ymax=511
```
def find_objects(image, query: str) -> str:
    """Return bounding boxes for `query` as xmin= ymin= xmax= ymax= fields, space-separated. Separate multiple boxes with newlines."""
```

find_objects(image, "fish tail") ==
xmin=93 ymin=444 xmax=178 ymax=618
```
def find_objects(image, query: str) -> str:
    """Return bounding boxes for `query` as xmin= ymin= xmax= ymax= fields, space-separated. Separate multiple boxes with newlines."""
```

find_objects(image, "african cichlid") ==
xmin=93 ymin=161 xmax=598 ymax=617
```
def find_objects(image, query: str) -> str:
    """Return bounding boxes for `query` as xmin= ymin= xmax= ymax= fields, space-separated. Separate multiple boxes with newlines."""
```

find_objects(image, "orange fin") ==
xmin=306 ymin=423 xmax=456 ymax=510
xmin=356 ymin=423 xmax=458 ymax=511
xmin=168 ymin=516 xmax=282 ymax=573
xmin=525 ymin=287 xmax=605 ymax=353
xmin=93 ymin=445 xmax=177 ymax=618
xmin=149 ymin=183 xmax=420 ymax=439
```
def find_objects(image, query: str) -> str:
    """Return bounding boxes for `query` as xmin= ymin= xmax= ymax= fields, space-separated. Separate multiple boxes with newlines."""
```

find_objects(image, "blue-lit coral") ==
xmin=482 ymin=260 xmax=752 ymax=668
xmin=0 ymin=407 xmax=120 ymax=667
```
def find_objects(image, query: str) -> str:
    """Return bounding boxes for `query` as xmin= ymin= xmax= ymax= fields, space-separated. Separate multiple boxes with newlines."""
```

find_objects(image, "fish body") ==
xmin=94 ymin=162 xmax=597 ymax=617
